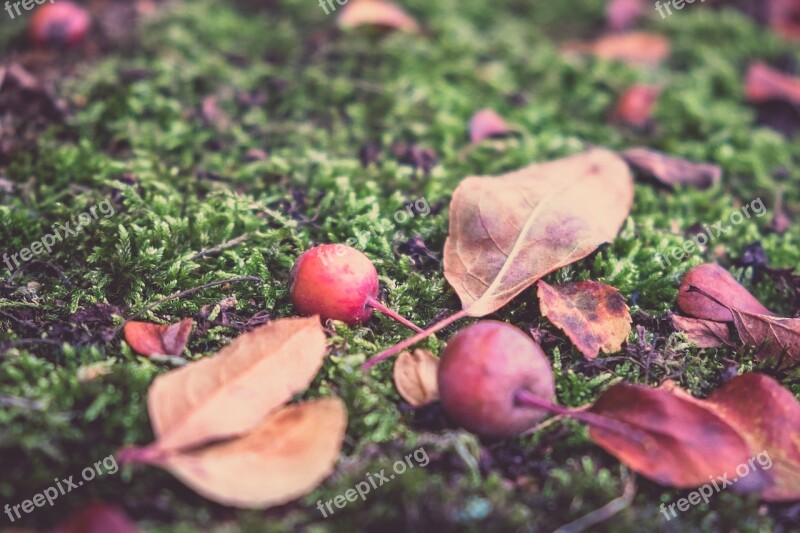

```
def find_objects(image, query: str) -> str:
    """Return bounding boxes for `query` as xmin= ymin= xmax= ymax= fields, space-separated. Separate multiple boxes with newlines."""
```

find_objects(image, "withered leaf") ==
xmin=537 ymin=280 xmax=631 ymax=360
xmin=147 ymin=316 xmax=327 ymax=452
xmin=728 ymin=309 xmax=800 ymax=362
xmin=444 ymin=149 xmax=634 ymax=317
xmin=671 ymin=315 xmax=735 ymax=349
xmin=700 ymin=373 xmax=800 ymax=501
xmin=745 ymin=62 xmax=800 ymax=106
xmin=587 ymin=382 xmax=766 ymax=490
xmin=393 ymin=349 xmax=439 ymax=406
xmin=612 ymin=85 xmax=660 ymax=128
xmin=338 ymin=0 xmax=420 ymax=33
xmin=622 ymin=148 xmax=721 ymax=190
xmin=563 ymin=32 xmax=671 ymax=66
xmin=677 ymin=264 xmax=773 ymax=322
xmin=768 ymin=0 xmax=800 ymax=41
xmin=153 ymin=398 xmax=347 ymax=509
xmin=469 ymin=109 xmax=514 ymax=143
xmin=124 ymin=318 xmax=194 ymax=357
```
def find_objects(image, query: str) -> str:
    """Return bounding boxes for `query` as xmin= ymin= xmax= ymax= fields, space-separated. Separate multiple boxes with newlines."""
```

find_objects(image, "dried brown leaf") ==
xmin=729 ymin=309 xmax=800 ymax=362
xmin=745 ymin=62 xmax=800 ymax=106
xmin=154 ymin=398 xmax=347 ymax=509
xmin=444 ymin=149 xmax=634 ymax=317
xmin=564 ymin=32 xmax=670 ymax=66
xmin=622 ymin=147 xmax=721 ymax=190
xmin=537 ymin=280 xmax=631 ymax=359
xmin=671 ymin=315 xmax=735 ymax=349
xmin=393 ymin=349 xmax=439 ymax=406
xmin=124 ymin=318 xmax=194 ymax=357
xmin=147 ymin=316 xmax=327 ymax=452
xmin=612 ymin=85 xmax=660 ymax=128
xmin=469 ymin=109 xmax=514 ymax=143
xmin=606 ymin=0 xmax=645 ymax=31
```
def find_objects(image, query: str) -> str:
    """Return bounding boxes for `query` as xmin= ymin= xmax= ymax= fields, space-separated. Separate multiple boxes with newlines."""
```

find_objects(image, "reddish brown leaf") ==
xmin=745 ymin=62 xmax=800 ymax=106
xmin=612 ymin=85 xmax=660 ymax=128
xmin=728 ymin=309 xmax=800 ymax=362
xmin=671 ymin=315 xmax=735 ymax=349
xmin=124 ymin=318 xmax=194 ymax=357
xmin=564 ymin=32 xmax=671 ymax=66
xmin=151 ymin=398 xmax=347 ymax=508
xmin=469 ymin=109 xmax=514 ymax=143
xmin=701 ymin=374 xmax=800 ymax=501
xmin=537 ymin=280 xmax=631 ymax=360
xmin=53 ymin=503 xmax=140 ymax=533
xmin=393 ymin=349 xmax=439 ymax=406
xmin=587 ymin=382 xmax=768 ymax=490
xmin=443 ymin=149 xmax=634 ymax=317
xmin=677 ymin=264 xmax=773 ymax=322
xmin=606 ymin=0 xmax=645 ymax=31
xmin=338 ymin=0 xmax=420 ymax=33
xmin=622 ymin=148 xmax=721 ymax=190
xmin=145 ymin=316 xmax=327 ymax=452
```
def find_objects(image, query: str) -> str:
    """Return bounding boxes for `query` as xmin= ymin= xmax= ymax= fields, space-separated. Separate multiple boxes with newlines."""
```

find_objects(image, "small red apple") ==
xmin=438 ymin=321 xmax=555 ymax=438
xmin=30 ymin=1 xmax=91 ymax=47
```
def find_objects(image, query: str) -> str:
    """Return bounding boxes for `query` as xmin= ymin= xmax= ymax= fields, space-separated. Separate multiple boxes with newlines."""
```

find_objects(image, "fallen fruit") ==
xmin=30 ymin=1 xmax=91 ymax=46
xmin=290 ymin=244 xmax=421 ymax=330
xmin=437 ymin=321 xmax=555 ymax=438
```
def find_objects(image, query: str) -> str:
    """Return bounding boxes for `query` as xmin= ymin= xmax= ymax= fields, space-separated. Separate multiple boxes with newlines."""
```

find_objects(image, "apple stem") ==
xmin=361 ymin=309 xmax=469 ymax=371
xmin=514 ymin=390 xmax=648 ymax=444
xmin=365 ymin=296 xmax=424 ymax=333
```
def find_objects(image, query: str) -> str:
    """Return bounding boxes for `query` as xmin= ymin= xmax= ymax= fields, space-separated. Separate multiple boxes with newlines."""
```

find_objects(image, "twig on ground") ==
xmin=554 ymin=472 xmax=636 ymax=533
xmin=191 ymin=234 xmax=250 ymax=260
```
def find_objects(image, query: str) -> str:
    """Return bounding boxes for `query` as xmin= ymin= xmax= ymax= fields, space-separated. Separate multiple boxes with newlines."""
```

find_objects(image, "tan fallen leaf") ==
xmin=149 ymin=398 xmax=347 ymax=509
xmin=393 ymin=349 xmax=439 ymax=406
xmin=537 ymin=280 xmax=631 ymax=360
xmin=677 ymin=264 xmax=773 ymax=323
xmin=444 ymin=149 xmax=634 ymax=317
xmin=612 ymin=85 xmax=660 ymax=128
xmin=147 ymin=316 xmax=327 ymax=452
xmin=124 ymin=318 xmax=194 ymax=357
xmin=622 ymin=148 xmax=721 ymax=190
xmin=338 ymin=0 xmax=420 ymax=33
xmin=564 ymin=32 xmax=670 ymax=66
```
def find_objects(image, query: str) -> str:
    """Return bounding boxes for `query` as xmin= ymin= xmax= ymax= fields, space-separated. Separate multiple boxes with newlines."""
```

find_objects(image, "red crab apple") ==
xmin=290 ymin=244 xmax=422 ymax=331
xmin=438 ymin=321 xmax=556 ymax=438
xmin=30 ymin=1 xmax=91 ymax=47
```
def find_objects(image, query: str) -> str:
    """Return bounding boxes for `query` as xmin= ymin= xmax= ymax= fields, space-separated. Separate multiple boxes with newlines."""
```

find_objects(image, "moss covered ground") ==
xmin=1 ymin=0 xmax=800 ymax=531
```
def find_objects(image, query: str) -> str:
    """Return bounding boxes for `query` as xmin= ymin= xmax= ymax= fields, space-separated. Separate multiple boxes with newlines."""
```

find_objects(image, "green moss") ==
xmin=1 ymin=0 xmax=798 ymax=530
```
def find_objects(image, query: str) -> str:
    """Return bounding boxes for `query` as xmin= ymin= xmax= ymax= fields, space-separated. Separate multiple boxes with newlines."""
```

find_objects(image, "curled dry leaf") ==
xmin=564 ymin=32 xmax=670 ymax=66
xmin=671 ymin=315 xmax=735 ymax=349
xmin=745 ymin=62 xmax=800 ymax=106
xmin=444 ymin=149 xmax=634 ymax=317
xmin=146 ymin=316 xmax=326 ymax=452
xmin=338 ymin=0 xmax=420 ymax=33
xmin=393 ymin=349 xmax=439 ymax=407
xmin=53 ymin=503 xmax=140 ymax=533
xmin=727 ymin=308 xmax=800 ymax=362
xmin=587 ymin=382 xmax=768 ymax=491
xmin=469 ymin=109 xmax=514 ymax=143
xmin=537 ymin=280 xmax=631 ymax=360
xmin=622 ymin=147 xmax=721 ymax=190
xmin=151 ymin=398 xmax=347 ymax=509
xmin=677 ymin=264 xmax=773 ymax=322
xmin=612 ymin=85 xmax=660 ymax=128
xmin=124 ymin=318 xmax=194 ymax=357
